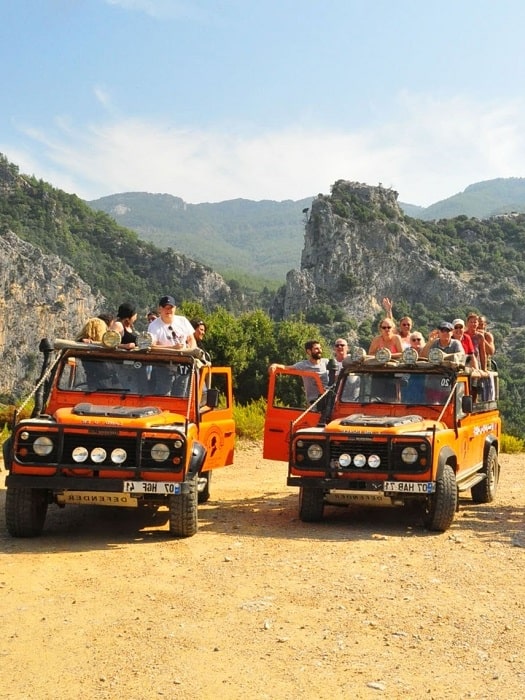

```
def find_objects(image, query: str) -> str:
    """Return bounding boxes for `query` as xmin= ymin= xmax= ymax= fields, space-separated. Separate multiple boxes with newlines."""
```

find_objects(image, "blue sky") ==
xmin=1 ymin=0 xmax=524 ymax=206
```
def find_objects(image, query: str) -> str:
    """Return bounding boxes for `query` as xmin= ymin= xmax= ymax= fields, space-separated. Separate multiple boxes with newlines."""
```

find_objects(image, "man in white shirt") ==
xmin=148 ymin=295 xmax=196 ymax=349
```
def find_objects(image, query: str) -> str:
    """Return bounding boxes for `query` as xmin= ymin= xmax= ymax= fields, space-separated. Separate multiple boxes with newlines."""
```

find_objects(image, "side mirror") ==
xmin=205 ymin=388 xmax=220 ymax=409
xmin=461 ymin=395 xmax=473 ymax=414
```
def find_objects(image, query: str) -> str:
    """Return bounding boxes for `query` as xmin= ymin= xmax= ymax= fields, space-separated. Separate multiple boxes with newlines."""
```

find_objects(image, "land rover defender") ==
xmin=4 ymin=333 xmax=235 ymax=537
xmin=264 ymin=347 xmax=500 ymax=531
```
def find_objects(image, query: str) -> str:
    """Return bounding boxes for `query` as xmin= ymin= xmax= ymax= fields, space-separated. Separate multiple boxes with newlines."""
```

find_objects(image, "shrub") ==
xmin=234 ymin=398 xmax=266 ymax=441
xmin=500 ymin=433 xmax=525 ymax=454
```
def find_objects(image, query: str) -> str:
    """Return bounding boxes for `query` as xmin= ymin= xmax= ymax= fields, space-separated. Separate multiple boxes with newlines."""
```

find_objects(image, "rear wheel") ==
xmin=169 ymin=474 xmax=198 ymax=537
xmin=471 ymin=446 xmax=499 ymax=503
xmin=423 ymin=464 xmax=457 ymax=532
xmin=298 ymin=486 xmax=324 ymax=522
xmin=5 ymin=487 xmax=48 ymax=537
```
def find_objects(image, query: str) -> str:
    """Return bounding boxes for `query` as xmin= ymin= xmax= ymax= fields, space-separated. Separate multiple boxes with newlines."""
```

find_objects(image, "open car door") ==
xmin=263 ymin=368 xmax=327 ymax=461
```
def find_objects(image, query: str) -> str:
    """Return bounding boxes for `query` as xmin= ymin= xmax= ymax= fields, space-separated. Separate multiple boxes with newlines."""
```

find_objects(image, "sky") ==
xmin=1 ymin=0 xmax=525 ymax=207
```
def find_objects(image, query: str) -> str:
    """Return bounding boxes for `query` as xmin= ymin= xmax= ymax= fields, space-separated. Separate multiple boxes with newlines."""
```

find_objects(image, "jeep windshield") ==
xmin=339 ymin=370 xmax=452 ymax=406
xmin=57 ymin=354 xmax=194 ymax=397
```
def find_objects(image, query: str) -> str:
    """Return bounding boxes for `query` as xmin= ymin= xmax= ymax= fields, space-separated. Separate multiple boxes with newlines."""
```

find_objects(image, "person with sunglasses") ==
xmin=408 ymin=332 xmax=425 ymax=356
xmin=452 ymin=319 xmax=478 ymax=368
xmin=368 ymin=318 xmax=403 ymax=356
xmin=381 ymin=297 xmax=413 ymax=348
xmin=148 ymin=295 xmax=196 ymax=349
xmin=332 ymin=338 xmax=348 ymax=371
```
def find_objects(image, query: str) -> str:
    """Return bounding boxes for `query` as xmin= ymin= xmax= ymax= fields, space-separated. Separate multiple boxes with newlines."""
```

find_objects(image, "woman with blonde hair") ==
xmin=75 ymin=317 xmax=108 ymax=343
xmin=368 ymin=318 xmax=403 ymax=356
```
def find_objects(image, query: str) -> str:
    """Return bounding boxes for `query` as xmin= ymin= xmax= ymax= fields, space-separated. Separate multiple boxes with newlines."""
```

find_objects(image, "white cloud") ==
xmin=7 ymin=93 xmax=525 ymax=206
xmin=104 ymin=0 xmax=207 ymax=21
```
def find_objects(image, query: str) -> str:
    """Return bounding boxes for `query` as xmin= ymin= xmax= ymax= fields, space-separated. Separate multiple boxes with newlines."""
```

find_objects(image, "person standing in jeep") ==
xmin=269 ymin=340 xmax=329 ymax=404
xmin=148 ymin=295 xmax=196 ymax=349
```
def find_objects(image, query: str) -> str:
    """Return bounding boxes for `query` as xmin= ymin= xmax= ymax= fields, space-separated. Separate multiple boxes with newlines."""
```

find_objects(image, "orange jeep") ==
xmin=264 ymin=348 xmax=500 ymax=531
xmin=4 ymin=334 xmax=235 ymax=537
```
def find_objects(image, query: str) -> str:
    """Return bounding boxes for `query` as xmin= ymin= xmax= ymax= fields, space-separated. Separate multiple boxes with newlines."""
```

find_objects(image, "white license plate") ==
xmin=383 ymin=481 xmax=435 ymax=493
xmin=123 ymin=481 xmax=181 ymax=495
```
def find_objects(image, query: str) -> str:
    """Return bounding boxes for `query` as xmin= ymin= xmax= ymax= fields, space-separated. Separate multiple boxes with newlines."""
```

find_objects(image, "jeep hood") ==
xmin=55 ymin=404 xmax=186 ymax=427
xmin=328 ymin=413 xmax=443 ymax=432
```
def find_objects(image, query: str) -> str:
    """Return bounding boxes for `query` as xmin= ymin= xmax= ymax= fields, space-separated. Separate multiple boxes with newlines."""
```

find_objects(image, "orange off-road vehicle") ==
xmin=4 ymin=333 xmax=235 ymax=538
xmin=264 ymin=347 xmax=500 ymax=531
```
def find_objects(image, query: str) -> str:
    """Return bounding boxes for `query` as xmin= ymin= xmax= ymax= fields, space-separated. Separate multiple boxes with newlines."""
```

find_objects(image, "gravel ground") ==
xmin=0 ymin=445 xmax=524 ymax=700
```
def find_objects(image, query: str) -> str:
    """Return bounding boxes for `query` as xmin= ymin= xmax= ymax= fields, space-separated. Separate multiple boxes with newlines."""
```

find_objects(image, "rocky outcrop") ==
xmin=276 ymin=180 xmax=474 ymax=321
xmin=0 ymin=229 xmax=102 ymax=398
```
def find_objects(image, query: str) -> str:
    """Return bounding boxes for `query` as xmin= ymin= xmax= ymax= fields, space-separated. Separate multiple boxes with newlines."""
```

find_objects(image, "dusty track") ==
xmin=0 ymin=445 xmax=524 ymax=699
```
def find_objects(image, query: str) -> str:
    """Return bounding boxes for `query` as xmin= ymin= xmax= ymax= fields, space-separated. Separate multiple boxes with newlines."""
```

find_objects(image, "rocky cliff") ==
xmin=0 ymin=229 xmax=102 ymax=398
xmin=275 ymin=180 xmax=474 ymax=321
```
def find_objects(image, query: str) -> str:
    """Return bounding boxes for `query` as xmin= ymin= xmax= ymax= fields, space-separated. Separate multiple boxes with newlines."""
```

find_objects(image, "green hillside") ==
xmin=404 ymin=177 xmax=525 ymax=220
xmin=89 ymin=192 xmax=313 ymax=282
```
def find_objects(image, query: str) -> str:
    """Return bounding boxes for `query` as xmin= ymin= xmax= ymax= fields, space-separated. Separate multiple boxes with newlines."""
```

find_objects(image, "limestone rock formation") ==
xmin=0 ymin=229 xmax=102 ymax=398
xmin=277 ymin=180 xmax=473 ymax=321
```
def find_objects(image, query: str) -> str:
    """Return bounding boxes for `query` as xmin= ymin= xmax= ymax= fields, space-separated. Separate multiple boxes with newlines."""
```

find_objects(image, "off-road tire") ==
xmin=299 ymin=486 xmax=324 ymax=522
xmin=168 ymin=474 xmax=198 ymax=537
xmin=5 ymin=487 xmax=48 ymax=537
xmin=423 ymin=464 xmax=457 ymax=532
xmin=471 ymin=445 xmax=499 ymax=503
xmin=197 ymin=470 xmax=212 ymax=504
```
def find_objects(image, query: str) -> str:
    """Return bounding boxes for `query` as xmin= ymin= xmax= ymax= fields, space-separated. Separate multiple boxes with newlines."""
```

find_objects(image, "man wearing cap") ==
xmin=148 ymin=295 xmax=196 ymax=349
xmin=452 ymin=319 xmax=478 ymax=368
xmin=421 ymin=321 xmax=464 ymax=359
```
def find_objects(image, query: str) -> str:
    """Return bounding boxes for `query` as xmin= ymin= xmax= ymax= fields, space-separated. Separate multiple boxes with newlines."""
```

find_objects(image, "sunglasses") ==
xmin=335 ymin=344 xmax=346 ymax=348
xmin=401 ymin=323 xmax=411 ymax=327
xmin=381 ymin=326 xmax=393 ymax=330
xmin=411 ymin=337 xmax=423 ymax=342
xmin=454 ymin=325 xmax=463 ymax=329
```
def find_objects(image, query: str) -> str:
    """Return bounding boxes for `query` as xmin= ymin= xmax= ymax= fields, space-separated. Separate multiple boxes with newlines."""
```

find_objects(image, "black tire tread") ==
xmin=299 ymin=486 xmax=324 ymax=522
xmin=5 ymin=487 xmax=48 ymax=537
xmin=424 ymin=464 xmax=457 ymax=532
xmin=168 ymin=474 xmax=198 ymax=537
xmin=471 ymin=445 xmax=499 ymax=503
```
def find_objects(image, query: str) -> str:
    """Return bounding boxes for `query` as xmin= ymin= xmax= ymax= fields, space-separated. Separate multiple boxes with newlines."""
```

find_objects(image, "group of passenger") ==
xmin=377 ymin=298 xmax=495 ymax=370
xmin=75 ymin=295 xmax=207 ymax=350
xmin=268 ymin=298 xmax=496 ymax=406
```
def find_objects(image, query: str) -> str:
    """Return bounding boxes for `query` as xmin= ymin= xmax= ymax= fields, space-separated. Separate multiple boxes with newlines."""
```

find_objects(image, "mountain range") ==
xmin=89 ymin=177 xmax=525 ymax=282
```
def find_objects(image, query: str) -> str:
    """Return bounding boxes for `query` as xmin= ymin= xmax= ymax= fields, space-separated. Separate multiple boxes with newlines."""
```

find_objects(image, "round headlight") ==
xmin=350 ymin=347 xmax=366 ymax=363
xmin=428 ymin=348 xmax=444 ymax=365
xmin=111 ymin=448 xmax=127 ymax=464
xmin=401 ymin=446 xmax=419 ymax=464
xmin=375 ymin=348 xmax=392 ymax=364
xmin=338 ymin=453 xmax=352 ymax=467
xmin=90 ymin=447 xmax=107 ymax=463
xmin=353 ymin=453 xmax=366 ymax=467
xmin=173 ymin=439 xmax=183 ymax=449
xmin=20 ymin=431 xmax=30 ymax=441
xmin=101 ymin=330 xmax=121 ymax=348
xmin=368 ymin=454 xmax=381 ymax=469
xmin=33 ymin=436 xmax=54 ymax=456
xmin=151 ymin=443 xmax=170 ymax=462
xmin=402 ymin=347 xmax=418 ymax=364
xmin=72 ymin=446 xmax=89 ymax=463
xmin=307 ymin=444 xmax=324 ymax=461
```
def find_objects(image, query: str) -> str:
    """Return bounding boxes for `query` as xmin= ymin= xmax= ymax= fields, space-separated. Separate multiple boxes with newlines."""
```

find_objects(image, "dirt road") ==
xmin=0 ymin=445 xmax=524 ymax=700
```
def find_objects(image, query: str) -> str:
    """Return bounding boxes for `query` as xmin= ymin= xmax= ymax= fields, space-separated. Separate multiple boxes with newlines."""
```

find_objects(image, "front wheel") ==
xmin=168 ymin=474 xmax=198 ymax=537
xmin=423 ymin=464 xmax=457 ymax=532
xmin=197 ymin=470 xmax=212 ymax=504
xmin=471 ymin=445 xmax=499 ymax=503
xmin=299 ymin=486 xmax=324 ymax=522
xmin=5 ymin=487 xmax=48 ymax=537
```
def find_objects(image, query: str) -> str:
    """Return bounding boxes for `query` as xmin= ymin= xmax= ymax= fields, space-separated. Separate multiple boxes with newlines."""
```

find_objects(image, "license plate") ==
xmin=60 ymin=491 xmax=138 ymax=507
xmin=383 ymin=481 xmax=435 ymax=493
xmin=123 ymin=481 xmax=181 ymax=495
